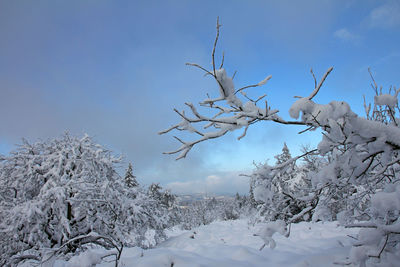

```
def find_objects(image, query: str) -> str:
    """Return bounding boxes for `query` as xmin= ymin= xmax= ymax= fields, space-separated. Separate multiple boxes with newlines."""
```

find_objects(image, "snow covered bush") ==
xmin=160 ymin=19 xmax=400 ymax=266
xmin=255 ymin=220 xmax=289 ymax=250
xmin=0 ymin=133 xmax=168 ymax=266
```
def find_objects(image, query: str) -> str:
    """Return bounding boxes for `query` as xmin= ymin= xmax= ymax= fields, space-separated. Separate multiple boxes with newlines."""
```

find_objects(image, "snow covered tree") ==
xmin=147 ymin=183 xmax=163 ymax=202
xmin=161 ymin=189 xmax=177 ymax=209
xmin=184 ymin=201 xmax=207 ymax=229
xmin=178 ymin=196 xmax=242 ymax=230
xmin=248 ymin=182 xmax=258 ymax=209
xmin=0 ymin=134 xmax=168 ymax=266
xmin=145 ymin=183 xmax=180 ymax=227
xmin=275 ymin=143 xmax=291 ymax=164
xmin=160 ymin=20 xmax=400 ymax=265
xmin=234 ymin=193 xmax=242 ymax=208
xmin=179 ymin=193 xmax=258 ymax=231
xmin=125 ymin=162 xmax=139 ymax=188
xmin=147 ymin=183 xmax=177 ymax=209
xmin=251 ymin=143 xmax=313 ymax=223
xmin=233 ymin=193 xmax=255 ymax=219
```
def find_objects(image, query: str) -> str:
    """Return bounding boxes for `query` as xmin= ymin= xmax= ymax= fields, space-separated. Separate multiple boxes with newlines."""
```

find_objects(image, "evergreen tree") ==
xmin=274 ymin=142 xmax=291 ymax=164
xmin=147 ymin=183 xmax=177 ymax=209
xmin=249 ymin=183 xmax=257 ymax=208
xmin=161 ymin=189 xmax=176 ymax=209
xmin=125 ymin=162 xmax=139 ymax=188
xmin=147 ymin=183 xmax=163 ymax=201
xmin=234 ymin=192 xmax=241 ymax=208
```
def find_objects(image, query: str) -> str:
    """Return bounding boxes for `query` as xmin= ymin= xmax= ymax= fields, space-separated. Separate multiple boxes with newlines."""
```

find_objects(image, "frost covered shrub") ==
xmin=0 ymin=134 xmax=168 ymax=266
xmin=160 ymin=20 xmax=400 ymax=266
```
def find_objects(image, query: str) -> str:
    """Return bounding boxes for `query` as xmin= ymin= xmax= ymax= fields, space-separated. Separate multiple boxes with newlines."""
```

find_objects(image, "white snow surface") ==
xmin=374 ymin=94 xmax=398 ymax=108
xmin=51 ymin=219 xmax=358 ymax=267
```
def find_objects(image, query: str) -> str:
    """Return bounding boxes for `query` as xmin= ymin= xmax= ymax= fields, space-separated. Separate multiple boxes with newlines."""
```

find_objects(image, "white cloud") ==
xmin=205 ymin=175 xmax=222 ymax=186
xmin=166 ymin=171 xmax=250 ymax=195
xmin=333 ymin=28 xmax=359 ymax=42
xmin=369 ymin=1 xmax=400 ymax=28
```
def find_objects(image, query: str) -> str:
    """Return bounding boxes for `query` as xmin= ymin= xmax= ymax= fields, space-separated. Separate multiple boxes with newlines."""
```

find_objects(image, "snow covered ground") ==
xmin=53 ymin=219 xmax=358 ymax=267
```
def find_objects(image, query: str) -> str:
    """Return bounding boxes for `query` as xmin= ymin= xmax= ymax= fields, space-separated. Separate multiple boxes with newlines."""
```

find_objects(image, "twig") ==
xmin=212 ymin=17 xmax=221 ymax=76
xmin=235 ymin=83 xmax=260 ymax=95
xmin=220 ymin=51 xmax=225 ymax=69
xmin=185 ymin=63 xmax=213 ymax=76
xmin=310 ymin=68 xmax=317 ymax=88
xmin=307 ymin=67 xmax=333 ymax=100
xmin=232 ymin=70 xmax=237 ymax=79
xmin=238 ymin=125 xmax=249 ymax=140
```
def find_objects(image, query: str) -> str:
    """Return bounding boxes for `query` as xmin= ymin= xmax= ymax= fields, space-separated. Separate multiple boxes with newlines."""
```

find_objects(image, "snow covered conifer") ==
xmin=161 ymin=189 xmax=176 ymax=209
xmin=249 ymin=183 xmax=258 ymax=208
xmin=147 ymin=183 xmax=177 ymax=210
xmin=125 ymin=162 xmax=139 ymax=188
xmin=148 ymin=183 xmax=163 ymax=201
xmin=275 ymin=142 xmax=291 ymax=165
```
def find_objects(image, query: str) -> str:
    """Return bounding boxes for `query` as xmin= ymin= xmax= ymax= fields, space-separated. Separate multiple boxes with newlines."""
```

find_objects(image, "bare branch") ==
xmin=173 ymin=136 xmax=185 ymax=144
xmin=232 ymin=70 xmax=237 ymax=79
xmin=368 ymin=67 xmax=378 ymax=94
xmin=307 ymin=67 xmax=333 ymax=100
xmin=238 ymin=125 xmax=249 ymax=140
xmin=158 ymin=124 xmax=180 ymax=135
xmin=255 ymin=94 xmax=267 ymax=104
xmin=219 ymin=51 xmax=225 ymax=69
xmin=235 ymin=76 xmax=271 ymax=95
xmin=212 ymin=17 xmax=221 ymax=76
xmin=235 ymin=84 xmax=260 ymax=95
xmin=310 ymin=68 xmax=317 ymax=88
xmin=298 ymin=126 xmax=315 ymax=134
xmin=186 ymin=63 xmax=213 ymax=76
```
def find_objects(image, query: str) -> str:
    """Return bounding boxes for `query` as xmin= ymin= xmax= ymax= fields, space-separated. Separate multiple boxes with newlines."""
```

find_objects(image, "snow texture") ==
xmin=50 ymin=220 xmax=358 ymax=267
xmin=215 ymin=68 xmax=242 ymax=107
xmin=374 ymin=94 xmax=398 ymax=108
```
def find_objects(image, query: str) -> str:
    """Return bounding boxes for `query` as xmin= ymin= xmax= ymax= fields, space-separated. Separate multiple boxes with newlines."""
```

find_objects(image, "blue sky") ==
xmin=1 ymin=0 xmax=399 ymax=194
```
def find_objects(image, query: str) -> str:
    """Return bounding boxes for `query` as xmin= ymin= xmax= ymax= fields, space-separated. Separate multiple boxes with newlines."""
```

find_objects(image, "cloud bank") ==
xmin=166 ymin=171 xmax=250 ymax=195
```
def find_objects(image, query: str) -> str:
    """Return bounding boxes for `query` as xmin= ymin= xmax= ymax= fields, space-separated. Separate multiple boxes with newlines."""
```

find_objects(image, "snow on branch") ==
xmin=159 ymin=19 xmax=331 ymax=160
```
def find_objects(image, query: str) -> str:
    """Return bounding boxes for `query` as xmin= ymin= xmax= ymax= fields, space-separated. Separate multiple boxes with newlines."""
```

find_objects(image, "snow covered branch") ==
xmin=160 ymin=19 xmax=330 ymax=160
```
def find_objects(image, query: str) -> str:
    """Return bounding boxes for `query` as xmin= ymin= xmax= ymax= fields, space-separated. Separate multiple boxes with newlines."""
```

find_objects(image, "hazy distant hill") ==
xmin=176 ymin=193 xmax=235 ymax=205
